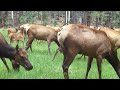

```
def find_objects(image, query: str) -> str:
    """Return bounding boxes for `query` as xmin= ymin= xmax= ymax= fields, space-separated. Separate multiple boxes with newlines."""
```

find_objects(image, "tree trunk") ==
xmin=81 ymin=11 xmax=87 ymax=25
xmin=86 ymin=11 xmax=91 ymax=26
xmin=0 ymin=11 xmax=8 ymax=27
xmin=70 ymin=11 xmax=77 ymax=24
xmin=95 ymin=17 xmax=99 ymax=27
xmin=13 ymin=11 xmax=19 ymax=27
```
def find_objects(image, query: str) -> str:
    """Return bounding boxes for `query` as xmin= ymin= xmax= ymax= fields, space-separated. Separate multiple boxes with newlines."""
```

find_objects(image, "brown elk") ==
xmin=9 ymin=28 xmax=25 ymax=46
xmin=46 ymin=25 xmax=61 ymax=32
xmin=97 ymin=27 xmax=120 ymax=51
xmin=83 ymin=26 xmax=120 ymax=79
xmin=19 ymin=23 xmax=32 ymax=40
xmin=7 ymin=27 xmax=17 ymax=37
xmin=25 ymin=24 xmax=60 ymax=55
xmin=0 ymin=32 xmax=33 ymax=72
xmin=57 ymin=24 xmax=120 ymax=79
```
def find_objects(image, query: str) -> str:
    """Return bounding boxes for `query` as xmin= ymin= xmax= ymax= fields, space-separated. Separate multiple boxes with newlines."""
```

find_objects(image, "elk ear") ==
xmin=16 ymin=44 xmax=19 ymax=51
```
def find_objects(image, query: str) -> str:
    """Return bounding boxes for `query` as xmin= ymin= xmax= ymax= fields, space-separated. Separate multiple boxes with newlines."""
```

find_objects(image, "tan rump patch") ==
xmin=20 ymin=24 xmax=32 ymax=33
xmin=57 ymin=25 xmax=68 ymax=47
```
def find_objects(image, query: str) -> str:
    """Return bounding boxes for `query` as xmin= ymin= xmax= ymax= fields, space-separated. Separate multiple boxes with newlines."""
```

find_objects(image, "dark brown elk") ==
xmin=25 ymin=24 xmax=60 ymax=55
xmin=57 ymin=24 xmax=120 ymax=79
xmin=0 ymin=32 xmax=33 ymax=72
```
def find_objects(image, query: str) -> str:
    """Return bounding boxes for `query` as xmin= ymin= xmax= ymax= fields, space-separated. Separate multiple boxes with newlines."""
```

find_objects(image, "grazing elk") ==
xmin=57 ymin=24 xmax=120 ymax=79
xmin=7 ymin=27 xmax=17 ymax=37
xmin=25 ymin=24 xmax=60 ymax=55
xmin=0 ymin=32 xmax=33 ymax=72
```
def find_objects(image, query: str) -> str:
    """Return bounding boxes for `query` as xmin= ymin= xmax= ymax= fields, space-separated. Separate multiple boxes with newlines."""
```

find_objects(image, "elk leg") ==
xmin=52 ymin=47 xmax=61 ymax=60
xmin=30 ymin=44 xmax=32 ymax=51
xmin=85 ymin=57 xmax=93 ymax=79
xmin=17 ymin=40 xmax=19 ymax=46
xmin=79 ymin=54 xmax=84 ymax=59
xmin=26 ymin=38 xmax=34 ymax=51
xmin=47 ymin=40 xmax=51 ymax=55
xmin=79 ymin=54 xmax=86 ymax=60
xmin=1 ymin=57 xmax=10 ymax=72
xmin=84 ymin=55 xmax=86 ymax=59
xmin=24 ymin=33 xmax=27 ymax=41
xmin=62 ymin=50 xmax=78 ymax=79
xmin=96 ymin=55 xmax=102 ymax=79
xmin=21 ymin=40 xmax=24 ymax=48
xmin=105 ymin=51 xmax=120 ymax=78
xmin=54 ymin=39 xmax=60 ymax=47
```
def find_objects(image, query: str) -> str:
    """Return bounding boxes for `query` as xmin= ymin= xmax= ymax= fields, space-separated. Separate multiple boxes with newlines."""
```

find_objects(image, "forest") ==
xmin=0 ymin=11 xmax=120 ymax=28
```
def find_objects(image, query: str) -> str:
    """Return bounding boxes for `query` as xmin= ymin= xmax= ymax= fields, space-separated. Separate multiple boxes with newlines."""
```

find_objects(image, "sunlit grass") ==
xmin=0 ymin=29 xmax=119 ymax=79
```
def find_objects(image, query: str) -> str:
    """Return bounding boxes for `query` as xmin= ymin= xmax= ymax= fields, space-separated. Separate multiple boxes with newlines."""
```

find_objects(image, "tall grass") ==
xmin=0 ymin=29 xmax=119 ymax=79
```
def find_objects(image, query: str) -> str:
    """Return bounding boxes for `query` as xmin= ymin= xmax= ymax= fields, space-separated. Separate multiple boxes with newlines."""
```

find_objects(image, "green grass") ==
xmin=0 ymin=29 xmax=119 ymax=79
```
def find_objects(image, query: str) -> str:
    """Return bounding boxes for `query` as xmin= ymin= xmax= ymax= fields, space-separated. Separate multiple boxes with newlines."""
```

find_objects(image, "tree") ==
xmin=0 ymin=11 xmax=8 ymax=27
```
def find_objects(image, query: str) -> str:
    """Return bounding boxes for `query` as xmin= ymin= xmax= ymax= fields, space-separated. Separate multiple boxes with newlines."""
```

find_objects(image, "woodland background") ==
xmin=0 ymin=11 xmax=119 ymax=28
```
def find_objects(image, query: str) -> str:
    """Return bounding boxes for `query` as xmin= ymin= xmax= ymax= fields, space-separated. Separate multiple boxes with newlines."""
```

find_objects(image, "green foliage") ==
xmin=2 ymin=11 xmax=120 ymax=28
xmin=53 ymin=21 xmax=57 ymax=26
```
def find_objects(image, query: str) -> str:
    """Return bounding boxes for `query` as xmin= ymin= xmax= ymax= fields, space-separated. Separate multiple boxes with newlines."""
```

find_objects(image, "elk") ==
xmin=7 ymin=27 xmax=17 ymax=37
xmin=46 ymin=25 xmax=61 ymax=32
xmin=0 ymin=32 xmax=33 ymax=72
xmin=19 ymin=23 xmax=32 ymax=40
xmin=57 ymin=24 xmax=120 ymax=79
xmin=25 ymin=24 xmax=60 ymax=55
xmin=83 ymin=26 xmax=120 ymax=79
xmin=97 ymin=27 xmax=120 ymax=51
xmin=9 ymin=28 xmax=25 ymax=46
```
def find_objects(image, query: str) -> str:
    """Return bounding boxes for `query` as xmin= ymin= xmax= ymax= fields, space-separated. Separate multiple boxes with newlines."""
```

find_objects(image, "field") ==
xmin=0 ymin=29 xmax=119 ymax=79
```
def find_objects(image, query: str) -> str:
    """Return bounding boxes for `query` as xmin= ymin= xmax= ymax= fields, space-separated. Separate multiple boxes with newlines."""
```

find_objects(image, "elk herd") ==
xmin=1 ymin=22 xmax=120 ymax=79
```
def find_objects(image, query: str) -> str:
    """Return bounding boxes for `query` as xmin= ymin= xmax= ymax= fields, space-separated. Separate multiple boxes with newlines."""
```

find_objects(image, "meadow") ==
xmin=0 ymin=29 xmax=119 ymax=79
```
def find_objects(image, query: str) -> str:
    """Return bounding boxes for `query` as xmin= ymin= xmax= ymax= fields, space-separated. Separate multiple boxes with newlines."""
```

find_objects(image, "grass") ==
xmin=0 ymin=29 xmax=119 ymax=79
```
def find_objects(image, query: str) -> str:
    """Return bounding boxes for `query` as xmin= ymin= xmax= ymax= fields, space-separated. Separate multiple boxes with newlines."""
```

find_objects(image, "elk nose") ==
xmin=27 ymin=66 xmax=33 ymax=71
xmin=29 ymin=66 xmax=33 ymax=70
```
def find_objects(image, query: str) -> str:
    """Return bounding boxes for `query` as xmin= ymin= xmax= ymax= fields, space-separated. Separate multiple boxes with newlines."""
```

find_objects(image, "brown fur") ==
xmin=9 ymin=29 xmax=25 ymax=46
xmin=97 ymin=26 xmax=120 ymax=50
xmin=26 ymin=24 xmax=60 ymax=54
xmin=7 ymin=28 xmax=17 ymax=36
xmin=0 ymin=32 xmax=33 ymax=72
xmin=58 ymin=24 xmax=113 ymax=79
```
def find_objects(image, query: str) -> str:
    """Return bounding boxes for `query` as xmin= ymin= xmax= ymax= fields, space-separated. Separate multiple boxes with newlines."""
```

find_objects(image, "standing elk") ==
xmin=19 ymin=23 xmax=32 ymax=40
xmin=9 ymin=28 xmax=25 ymax=46
xmin=25 ymin=24 xmax=60 ymax=55
xmin=0 ymin=32 xmax=33 ymax=72
xmin=97 ymin=27 xmax=120 ymax=51
xmin=57 ymin=24 xmax=120 ymax=79
xmin=81 ymin=26 xmax=120 ymax=79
